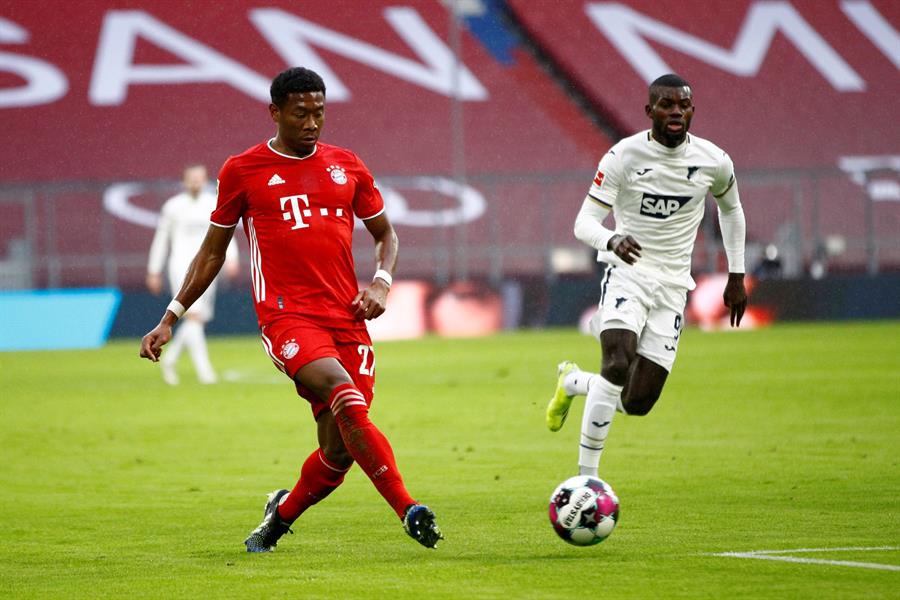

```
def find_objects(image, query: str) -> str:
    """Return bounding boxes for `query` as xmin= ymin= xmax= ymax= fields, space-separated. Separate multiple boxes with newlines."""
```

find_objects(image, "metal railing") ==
xmin=1 ymin=166 xmax=897 ymax=292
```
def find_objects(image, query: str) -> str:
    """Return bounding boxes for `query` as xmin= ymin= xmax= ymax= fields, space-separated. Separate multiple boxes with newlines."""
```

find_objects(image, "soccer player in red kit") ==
xmin=139 ymin=67 xmax=442 ymax=551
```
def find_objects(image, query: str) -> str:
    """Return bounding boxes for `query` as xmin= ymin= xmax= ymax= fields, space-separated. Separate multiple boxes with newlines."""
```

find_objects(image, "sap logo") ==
xmin=640 ymin=193 xmax=692 ymax=219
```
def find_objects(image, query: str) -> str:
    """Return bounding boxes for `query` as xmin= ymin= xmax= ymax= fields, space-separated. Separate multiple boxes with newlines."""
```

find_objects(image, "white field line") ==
xmin=711 ymin=546 xmax=900 ymax=572
xmin=221 ymin=369 xmax=283 ymax=384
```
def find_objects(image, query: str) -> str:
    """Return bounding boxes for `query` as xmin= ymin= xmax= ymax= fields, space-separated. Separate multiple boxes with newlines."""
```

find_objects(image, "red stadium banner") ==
xmin=506 ymin=0 xmax=900 ymax=170
xmin=0 ymin=0 xmax=608 ymax=182
xmin=1 ymin=1 xmax=897 ymax=286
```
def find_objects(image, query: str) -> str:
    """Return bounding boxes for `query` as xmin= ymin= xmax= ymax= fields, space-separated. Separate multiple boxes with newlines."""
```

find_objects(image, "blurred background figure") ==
xmin=754 ymin=244 xmax=784 ymax=280
xmin=146 ymin=165 xmax=239 ymax=384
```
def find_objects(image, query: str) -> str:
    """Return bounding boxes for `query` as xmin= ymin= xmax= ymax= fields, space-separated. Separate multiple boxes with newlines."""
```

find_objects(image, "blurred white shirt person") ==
xmin=146 ymin=165 xmax=239 ymax=384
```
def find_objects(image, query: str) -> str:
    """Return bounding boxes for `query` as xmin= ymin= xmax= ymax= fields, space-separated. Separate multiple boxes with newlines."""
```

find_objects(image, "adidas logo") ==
xmin=268 ymin=173 xmax=285 ymax=186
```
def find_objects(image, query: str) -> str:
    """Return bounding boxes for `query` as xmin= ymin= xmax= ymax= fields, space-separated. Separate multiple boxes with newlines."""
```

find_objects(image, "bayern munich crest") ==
xmin=327 ymin=165 xmax=347 ymax=185
xmin=281 ymin=339 xmax=299 ymax=360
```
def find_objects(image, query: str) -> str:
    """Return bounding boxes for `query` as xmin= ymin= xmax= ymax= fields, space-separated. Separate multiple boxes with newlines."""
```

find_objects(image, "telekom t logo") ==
xmin=280 ymin=194 xmax=310 ymax=229
xmin=280 ymin=194 xmax=345 ymax=229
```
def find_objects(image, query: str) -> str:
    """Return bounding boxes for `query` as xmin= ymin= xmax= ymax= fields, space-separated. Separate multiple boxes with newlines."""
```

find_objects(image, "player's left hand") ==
xmin=723 ymin=272 xmax=747 ymax=327
xmin=139 ymin=322 xmax=173 ymax=362
xmin=352 ymin=280 xmax=389 ymax=320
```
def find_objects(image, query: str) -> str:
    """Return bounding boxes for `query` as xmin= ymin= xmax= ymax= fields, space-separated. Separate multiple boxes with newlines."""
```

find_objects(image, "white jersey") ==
xmin=149 ymin=190 xmax=224 ymax=278
xmin=588 ymin=130 xmax=736 ymax=290
xmin=147 ymin=190 xmax=238 ymax=319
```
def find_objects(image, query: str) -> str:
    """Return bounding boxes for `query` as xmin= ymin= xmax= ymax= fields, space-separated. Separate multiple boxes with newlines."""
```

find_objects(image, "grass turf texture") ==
xmin=1 ymin=321 xmax=898 ymax=599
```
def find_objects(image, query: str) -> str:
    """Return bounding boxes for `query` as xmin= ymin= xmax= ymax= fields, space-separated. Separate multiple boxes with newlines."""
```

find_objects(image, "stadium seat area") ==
xmin=1 ymin=0 xmax=897 ymax=288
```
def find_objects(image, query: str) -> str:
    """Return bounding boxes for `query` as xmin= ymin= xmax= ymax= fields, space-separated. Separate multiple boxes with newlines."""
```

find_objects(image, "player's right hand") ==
xmin=146 ymin=273 xmax=163 ymax=295
xmin=609 ymin=234 xmax=642 ymax=264
xmin=723 ymin=273 xmax=747 ymax=327
xmin=139 ymin=324 xmax=172 ymax=362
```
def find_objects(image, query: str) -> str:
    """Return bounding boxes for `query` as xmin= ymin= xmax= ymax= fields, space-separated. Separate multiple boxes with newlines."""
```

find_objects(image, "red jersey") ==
xmin=211 ymin=140 xmax=385 ymax=330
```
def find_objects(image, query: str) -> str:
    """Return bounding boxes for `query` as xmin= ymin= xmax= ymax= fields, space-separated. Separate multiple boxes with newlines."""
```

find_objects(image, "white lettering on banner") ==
xmin=103 ymin=177 xmax=486 ymax=229
xmin=838 ymin=155 xmax=900 ymax=202
xmin=841 ymin=1 xmax=900 ymax=70
xmin=249 ymin=7 xmax=488 ymax=101
xmin=103 ymin=182 xmax=161 ymax=227
xmin=89 ymin=10 xmax=270 ymax=105
xmin=376 ymin=177 xmax=486 ymax=227
xmin=585 ymin=1 xmax=865 ymax=91
xmin=0 ymin=18 xmax=68 ymax=108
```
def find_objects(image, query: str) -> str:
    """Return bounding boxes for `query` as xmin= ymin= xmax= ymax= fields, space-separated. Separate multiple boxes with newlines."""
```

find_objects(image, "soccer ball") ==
xmin=548 ymin=475 xmax=620 ymax=546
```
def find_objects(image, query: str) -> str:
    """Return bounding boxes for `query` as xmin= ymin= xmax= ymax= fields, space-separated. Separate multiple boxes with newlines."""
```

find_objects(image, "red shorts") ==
xmin=260 ymin=317 xmax=375 ymax=419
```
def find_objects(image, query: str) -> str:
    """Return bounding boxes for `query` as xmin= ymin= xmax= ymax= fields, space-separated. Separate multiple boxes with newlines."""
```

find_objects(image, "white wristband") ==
xmin=166 ymin=299 xmax=186 ymax=319
xmin=373 ymin=269 xmax=392 ymax=287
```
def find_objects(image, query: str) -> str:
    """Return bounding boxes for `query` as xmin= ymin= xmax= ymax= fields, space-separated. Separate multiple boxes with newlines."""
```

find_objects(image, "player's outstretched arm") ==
xmin=353 ymin=213 xmax=398 ymax=321
xmin=145 ymin=203 xmax=172 ymax=295
xmin=139 ymin=225 xmax=236 ymax=361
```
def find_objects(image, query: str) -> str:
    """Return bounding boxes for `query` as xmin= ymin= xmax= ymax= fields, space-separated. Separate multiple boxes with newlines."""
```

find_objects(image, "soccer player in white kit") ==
xmin=546 ymin=74 xmax=748 ymax=478
xmin=146 ymin=165 xmax=239 ymax=384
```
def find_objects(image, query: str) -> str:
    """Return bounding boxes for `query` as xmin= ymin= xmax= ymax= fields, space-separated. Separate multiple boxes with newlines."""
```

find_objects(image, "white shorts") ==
xmin=588 ymin=265 xmax=686 ymax=372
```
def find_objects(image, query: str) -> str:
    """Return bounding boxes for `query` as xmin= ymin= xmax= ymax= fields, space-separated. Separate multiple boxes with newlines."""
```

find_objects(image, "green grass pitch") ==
xmin=2 ymin=321 xmax=898 ymax=598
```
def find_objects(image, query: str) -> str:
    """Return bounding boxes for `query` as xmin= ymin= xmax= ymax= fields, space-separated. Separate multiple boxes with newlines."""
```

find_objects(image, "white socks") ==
xmin=566 ymin=369 xmax=628 ymax=414
xmin=161 ymin=322 xmax=187 ymax=384
xmin=162 ymin=319 xmax=217 ymax=384
xmin=182 ymin=319 xmax=217 ymax=384
xmin=577 ymin=376 xmax=623 ymax=478
xmin=563 ymin=370 xmax=594 ymax=397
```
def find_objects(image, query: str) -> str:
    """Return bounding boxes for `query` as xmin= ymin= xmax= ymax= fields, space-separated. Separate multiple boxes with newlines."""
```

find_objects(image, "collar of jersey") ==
xmin=646 ymin=130 xmax=689 ymax=155
xmin=267 ymin=138 xmax=318 ymax=160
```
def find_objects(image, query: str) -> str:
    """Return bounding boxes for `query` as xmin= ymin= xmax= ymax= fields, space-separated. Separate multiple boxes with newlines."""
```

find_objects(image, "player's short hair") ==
xmin=270 ymin=67 xmax=326 ymax=107
xmin=649 ymin=73 xmax=691 ymax=104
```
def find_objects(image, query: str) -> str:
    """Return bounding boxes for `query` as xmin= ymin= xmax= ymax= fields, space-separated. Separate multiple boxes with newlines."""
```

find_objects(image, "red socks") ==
xmin=277 ymin=448 xmax=349 ymax=523
xmin=329 ymin=383 xmax=416 ymax=518
xmin=277 ymin=383 xmax=416 ymax=522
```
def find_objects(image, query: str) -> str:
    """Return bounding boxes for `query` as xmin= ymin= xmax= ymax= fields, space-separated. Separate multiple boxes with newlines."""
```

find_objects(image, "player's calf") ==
xmin=329 ymin=384 xmax=417 ymax=517
xmin=620 ymin=357 xmax=668 ymax=415
xmin=620 ymin=394 xmax=659 ymax=416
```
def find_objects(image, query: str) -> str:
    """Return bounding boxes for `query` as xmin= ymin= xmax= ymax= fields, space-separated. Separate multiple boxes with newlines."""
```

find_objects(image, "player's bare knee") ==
xmin=316 ymin=410 xmax=354 ymax=467
xmin=304 ymin=374 xmax=355 ymax=403
xmin=321 ymin=439 xmax=353 ymax=468
xmin=600 ymin=357 xmax=630 ymax=386
xmin=322 ymin=377 xmax=354 ymax=399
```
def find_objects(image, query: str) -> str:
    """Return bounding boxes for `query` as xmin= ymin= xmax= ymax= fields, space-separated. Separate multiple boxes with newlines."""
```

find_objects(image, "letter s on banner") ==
xmin=0 ymin=18 xmax=68 ymax=108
